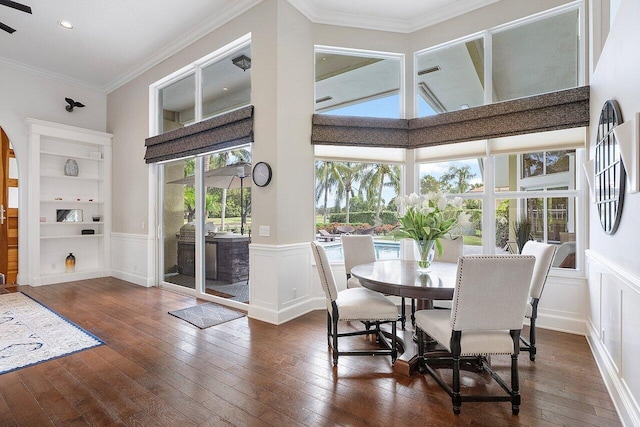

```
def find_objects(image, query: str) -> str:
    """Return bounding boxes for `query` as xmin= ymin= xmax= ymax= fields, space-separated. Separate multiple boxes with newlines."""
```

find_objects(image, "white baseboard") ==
xmin=587 ymin=321 xmax=639 ymax=427
xmin=249 ymin=296 xmax=324 ymax=325
xmin=110 ymin=269 xmax=153 ymax=288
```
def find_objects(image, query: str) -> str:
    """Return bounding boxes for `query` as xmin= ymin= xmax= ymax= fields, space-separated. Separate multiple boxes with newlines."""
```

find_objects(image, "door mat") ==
xmin=168 ymin=302 xmax=245 ymax=329
xmin=0 ymin=292 xmax=104 ymax=375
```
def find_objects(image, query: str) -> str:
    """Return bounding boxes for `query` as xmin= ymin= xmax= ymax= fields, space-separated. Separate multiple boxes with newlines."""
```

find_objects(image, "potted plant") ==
xmin=393 ymin=192 xmax=471 ymax=272
xmin=512 ymin=217 xmax=532 ymax=254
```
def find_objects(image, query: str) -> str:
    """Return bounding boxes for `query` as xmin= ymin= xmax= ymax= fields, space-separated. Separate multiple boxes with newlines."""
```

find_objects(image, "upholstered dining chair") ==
xmin=520 ymin=241 xmax=557 ymax=361
xmin=342 ymin=235 xmax=407 ymax=329
xmin=311 ymin=242 xmax=398 ymax=366
xmin=435 ymin=236 xmax=463 ymax=263
xmin=415 ymin=255 xmax=535 ymax=415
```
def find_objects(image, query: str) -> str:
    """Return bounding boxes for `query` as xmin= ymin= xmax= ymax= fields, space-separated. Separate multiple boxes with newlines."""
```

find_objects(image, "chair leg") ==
xmin=326 ymin=312 xmax=332 ymax=347
xmin=452 ymin=354 xmax=461 ymax=415
xmin=391 ymin=319 xmax=397 ymax=365
xmin=511 ymin=353 xmax=521 ymax=415
xmin=400 ymin=297 xmax=406 ymax=329
xmin=411 ymin=298 xmax=416 ymax=326
xmin=332 ymin=315 xmax=339 ymax=366
xmin=528 ymin=317 xmax=537 ymax=361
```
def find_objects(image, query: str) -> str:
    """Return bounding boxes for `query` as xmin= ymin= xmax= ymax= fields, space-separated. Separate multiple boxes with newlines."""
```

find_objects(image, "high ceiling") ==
xmin=0 ymin=0 xmax=498 ymax=93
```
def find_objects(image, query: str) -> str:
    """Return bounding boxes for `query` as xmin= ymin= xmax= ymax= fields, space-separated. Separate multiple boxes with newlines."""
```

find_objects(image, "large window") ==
xmin=153 ymin=35 xmax=252 ymax=306
xmin=156 ymin=36 xmax=251 ymax=135
xmin=314 ymin=160 xmax=402 ymax=260
xmin=315 ymin=48 xmax=402 ymax=118
xmin=415 ymin=3 xmax=582 ymax=117
xmin=417 ymin=143 xmax=581 ymax=271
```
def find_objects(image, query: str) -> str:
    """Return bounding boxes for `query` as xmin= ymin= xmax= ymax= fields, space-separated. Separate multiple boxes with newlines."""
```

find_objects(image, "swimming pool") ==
xmin=322 ymin=240 xmax=401 ymax=262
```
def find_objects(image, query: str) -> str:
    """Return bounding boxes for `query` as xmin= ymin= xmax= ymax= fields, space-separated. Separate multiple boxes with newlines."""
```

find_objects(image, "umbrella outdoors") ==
xmin=168 ymin=163 xmax=252 ymax=234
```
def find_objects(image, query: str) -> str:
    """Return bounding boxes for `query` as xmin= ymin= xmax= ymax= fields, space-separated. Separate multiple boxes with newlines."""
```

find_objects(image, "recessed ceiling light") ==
xmin=58 ymin=21 xmax=73 ymax=29
xmin=223 ymin=87 xmax=228 ymax=91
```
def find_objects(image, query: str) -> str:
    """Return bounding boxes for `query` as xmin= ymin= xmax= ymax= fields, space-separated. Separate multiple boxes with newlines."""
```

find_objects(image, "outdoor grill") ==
xmin=177 ymin=222 xmax=218 ymax=279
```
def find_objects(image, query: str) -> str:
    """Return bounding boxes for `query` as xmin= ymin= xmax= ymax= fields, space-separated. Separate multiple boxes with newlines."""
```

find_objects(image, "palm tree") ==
xmin=207 ymin=148 xmax=252 ymax=229
xmin=360 ymin=163 xmax=401 ymax=224
xmin=333 ymin=162 xmax=366 ymax=223
xmin=315 ymin=161 xmax=340 ymax=224
xmin=440 ymin=165 xmax=476 ymax=194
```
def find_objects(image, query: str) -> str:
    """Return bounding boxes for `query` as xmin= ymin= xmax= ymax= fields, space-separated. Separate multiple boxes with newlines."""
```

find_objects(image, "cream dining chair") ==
xmin=310 ymin=242 xmax=398 ymax=366
xmin=415 ymin=254 xmax=535 ymax=415
xmin=520 ymin=240 xmax=556 ymax=361
xmin=342 ymin=235 xmax=407 ymax=328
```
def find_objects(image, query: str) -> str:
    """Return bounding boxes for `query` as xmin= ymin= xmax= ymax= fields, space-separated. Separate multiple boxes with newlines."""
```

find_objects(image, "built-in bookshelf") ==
xmin=27 ymin=118 xmax=112 ymax=286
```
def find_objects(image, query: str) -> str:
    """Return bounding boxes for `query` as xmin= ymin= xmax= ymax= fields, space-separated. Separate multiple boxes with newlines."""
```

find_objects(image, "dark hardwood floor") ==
xmin=0 ymin=278 xmax=621 ymax=426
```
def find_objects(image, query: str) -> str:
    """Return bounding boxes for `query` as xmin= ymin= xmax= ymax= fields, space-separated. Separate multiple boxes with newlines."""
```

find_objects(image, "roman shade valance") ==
xmin=311 ymin=86 xmax=589 ymax=150
xmin=144 ymin=105 xmax=254 ymax=163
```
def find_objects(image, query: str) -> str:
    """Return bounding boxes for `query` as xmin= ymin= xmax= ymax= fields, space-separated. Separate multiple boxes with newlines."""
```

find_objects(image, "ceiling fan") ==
xmin=0 ymin=0 xmax=32 ymax=34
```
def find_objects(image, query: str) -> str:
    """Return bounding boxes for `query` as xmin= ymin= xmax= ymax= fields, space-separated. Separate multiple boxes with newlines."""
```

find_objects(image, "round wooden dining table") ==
xmin=351 ymin=259 xmax=457 ymax=302
xmin=351 ymin=259 xmax=458 ymax=376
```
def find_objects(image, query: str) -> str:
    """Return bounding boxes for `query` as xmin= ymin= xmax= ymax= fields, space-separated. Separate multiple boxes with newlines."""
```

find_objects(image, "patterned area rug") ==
xmin=169 ymin=302 xmax=245 ymax=329
xmin=0 ymin=292 xmax=104 ymax=375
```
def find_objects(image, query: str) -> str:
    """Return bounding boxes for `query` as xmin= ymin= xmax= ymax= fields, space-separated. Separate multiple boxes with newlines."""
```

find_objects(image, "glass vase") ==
xmin=65 ymin=253 xmax=76 ymax=273
xmin=414 ymin=239 xmax=436 ymax=273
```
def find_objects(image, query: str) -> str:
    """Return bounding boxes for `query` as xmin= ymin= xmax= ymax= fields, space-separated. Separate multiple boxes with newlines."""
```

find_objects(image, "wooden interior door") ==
xmin=0 ymin=127 xmax=18 ymax=284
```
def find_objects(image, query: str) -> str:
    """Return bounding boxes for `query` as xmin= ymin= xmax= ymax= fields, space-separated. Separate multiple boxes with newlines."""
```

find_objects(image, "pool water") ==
xmin=323 ymin=240 xmax=400 ymax=262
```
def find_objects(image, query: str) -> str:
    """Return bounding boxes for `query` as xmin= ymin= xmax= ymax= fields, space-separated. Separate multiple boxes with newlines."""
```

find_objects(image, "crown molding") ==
xmin=287 ymin=0 xmax=499 ymax=34
xmin=0 ymin=56 xmax=105 ymax=93
xmin=104 ymin=0 xmax=262 ymax=93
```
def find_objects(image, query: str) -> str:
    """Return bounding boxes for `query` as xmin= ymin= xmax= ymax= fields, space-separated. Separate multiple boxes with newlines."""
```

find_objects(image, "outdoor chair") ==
xmin=317 ymin=229 xmax=337 ymax=242
xmin=415 ymin=255 xmax=535 ymax=415
xmin=311 ymin=242 xmax=398 ymax=366
xmin=520 ymin=241 xmax=556 ymax=361
xmin=336 ymin=225 xmax=355 ymax=234
xmin=342 ymin=235 xmax=407 ymax=329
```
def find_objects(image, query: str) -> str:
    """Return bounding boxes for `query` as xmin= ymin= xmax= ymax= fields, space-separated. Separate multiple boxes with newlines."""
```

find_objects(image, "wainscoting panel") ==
xmin=586 ymin=250 xmax=640 ymax=427
xmin=110 ymin=232 xmax=152 ymax=287
xmin=249 ymin=243 xmax=323 ymax=325
xmin=536 ymin=275 xmax=588 ymax=334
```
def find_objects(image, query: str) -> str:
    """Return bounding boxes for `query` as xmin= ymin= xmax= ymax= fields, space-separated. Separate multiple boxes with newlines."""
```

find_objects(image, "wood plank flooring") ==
xmin=0 ymin=278 xmax=621 ymax=426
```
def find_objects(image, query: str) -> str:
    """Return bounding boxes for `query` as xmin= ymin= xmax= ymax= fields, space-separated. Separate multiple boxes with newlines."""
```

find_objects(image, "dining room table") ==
xmin=350 ymin=259 xmax=458 ymax=376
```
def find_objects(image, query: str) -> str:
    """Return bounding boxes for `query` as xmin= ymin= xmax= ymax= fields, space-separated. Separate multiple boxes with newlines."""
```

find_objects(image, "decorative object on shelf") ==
xmin=393 ymin=192 xmax=471 ymax=273
xmin=65 ymin=97 xmax=85 ymax=112
xmin=56 ymin=209 xmax=83 ymax=222
xmin=92 ymin=215 xmax=100 ymax=222
xmin=39 ymin=217 xmax=46 ymax=222
xmin=81 ymin=229 xmax=95 ymax=235
xmin=595 ymin=100 xmax=625 ymax=234
xmin=65 ymin=253 xmax=76 ymax=273
xmin=252 ymin=161 xmax=272 ymax=187
xmin=64 ymin=158 xmax=78 ymax=176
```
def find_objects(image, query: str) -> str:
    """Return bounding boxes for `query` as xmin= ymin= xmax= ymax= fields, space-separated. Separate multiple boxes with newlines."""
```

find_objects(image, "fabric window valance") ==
xmin=311 ymin=86 xmax=589 ymax=151
xmin=144 ymin=105 xmax=253 ymax=163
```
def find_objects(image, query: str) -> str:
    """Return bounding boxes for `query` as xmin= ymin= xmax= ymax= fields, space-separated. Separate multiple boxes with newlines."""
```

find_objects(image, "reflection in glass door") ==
xmin=162 ymin=157 xmax=196 ymax=289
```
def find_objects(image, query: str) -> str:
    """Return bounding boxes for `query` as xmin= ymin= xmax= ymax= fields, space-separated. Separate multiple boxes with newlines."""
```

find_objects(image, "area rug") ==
xmin=0 ymin=292 xmax=104 ymax=375
xmin=169 ymin=302 xmax=245 ymax=329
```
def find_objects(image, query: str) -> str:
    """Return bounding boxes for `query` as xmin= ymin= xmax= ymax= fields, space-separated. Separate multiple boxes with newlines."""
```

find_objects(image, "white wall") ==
xmin=587 ymin=0 xmax=640 ymax=425
xmin=0 ymin=62 xmax=106 ymax=284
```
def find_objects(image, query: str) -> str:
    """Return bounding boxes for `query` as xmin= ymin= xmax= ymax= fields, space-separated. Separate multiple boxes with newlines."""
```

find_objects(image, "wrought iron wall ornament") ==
xmin=595 ymin=100 xmax=626 ymax=234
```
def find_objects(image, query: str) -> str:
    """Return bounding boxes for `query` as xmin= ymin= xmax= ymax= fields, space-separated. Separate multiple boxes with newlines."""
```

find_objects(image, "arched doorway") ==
xmin=0 ymin=127 xmax=18 ymax=285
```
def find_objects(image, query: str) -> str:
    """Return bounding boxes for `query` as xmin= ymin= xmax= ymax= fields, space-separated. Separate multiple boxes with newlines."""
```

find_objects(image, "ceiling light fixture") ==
xmin=418 ymin=65 xmax=441 ymax=76
xmin=58 ymin=20 xmax=73 ymax=29
xmin=232 ymin=54 xmax=251 ymax=72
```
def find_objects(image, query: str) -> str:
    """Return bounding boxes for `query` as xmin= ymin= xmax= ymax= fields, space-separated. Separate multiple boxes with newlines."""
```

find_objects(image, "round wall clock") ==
xmin=595 ymin=100 xmax=626 ymax=234
xmin=252 ymin=161 xmax=272 ymax=187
